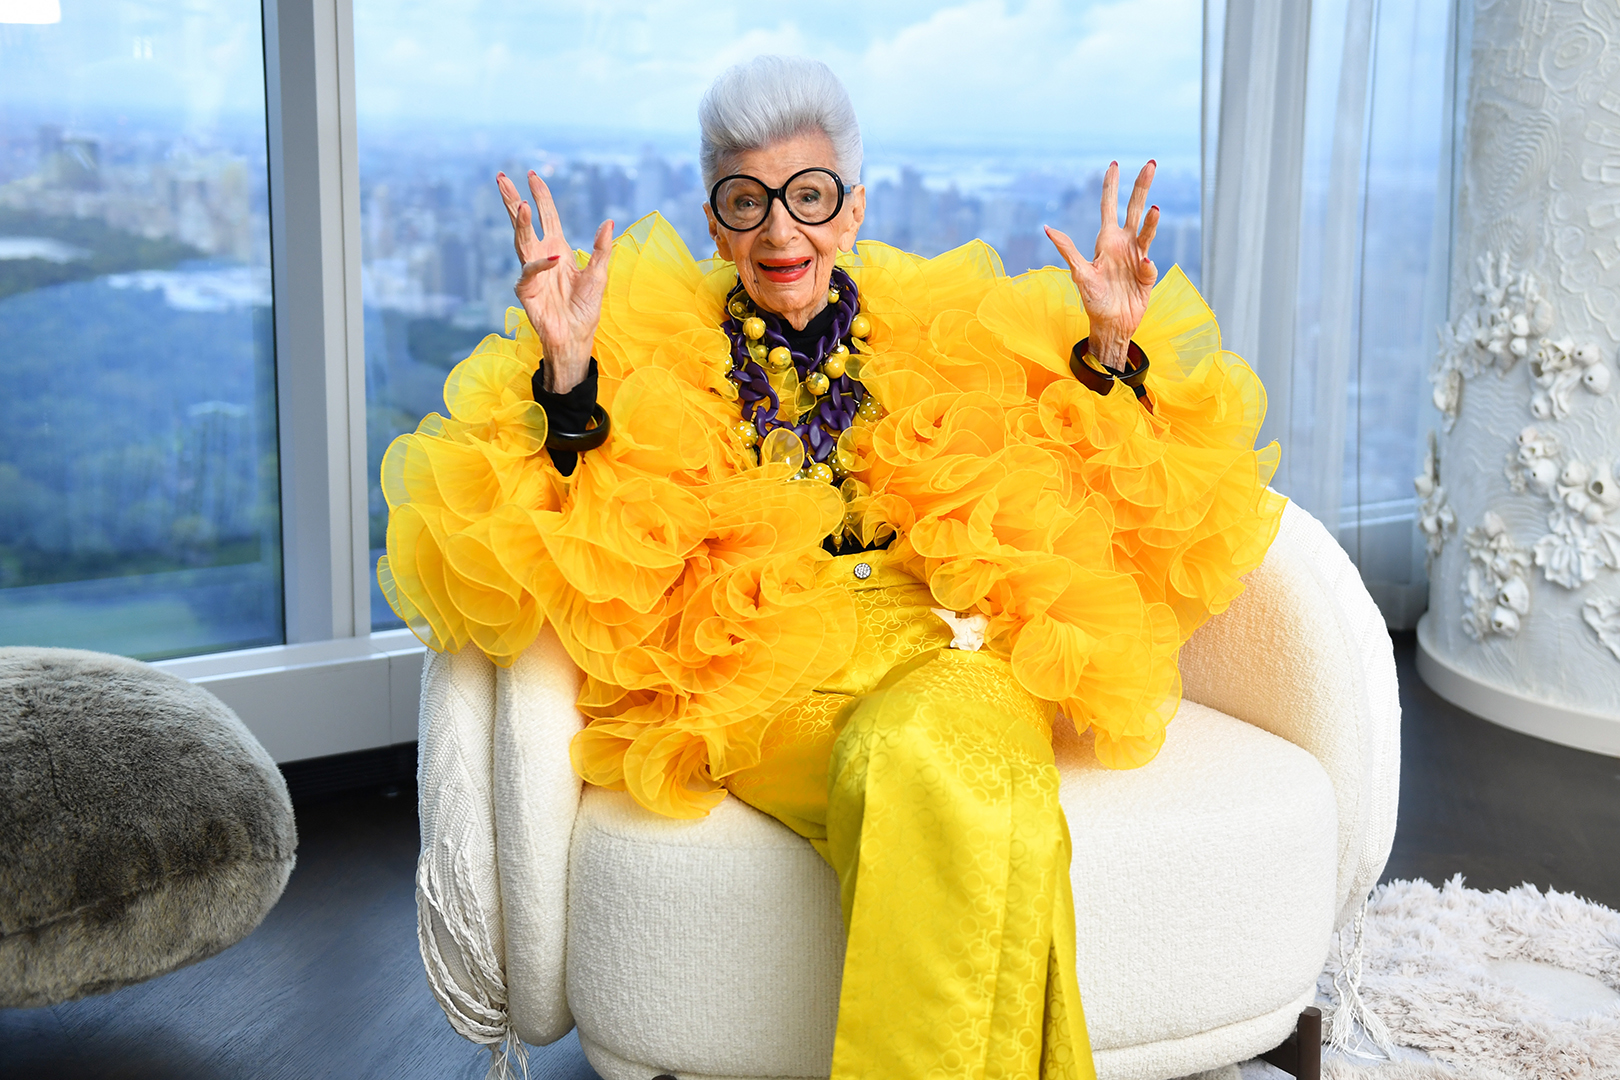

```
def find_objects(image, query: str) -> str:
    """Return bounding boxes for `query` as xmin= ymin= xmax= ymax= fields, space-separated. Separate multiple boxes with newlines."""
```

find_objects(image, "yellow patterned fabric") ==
xmin=835 ymin=648 xmax=1087 ymax=1079
xmin=379 ymin=213 xmax=1284 ymax=819
xmin=725 ymin=549 xmax=953 ymax=849
xmin=728 ymin=553 xmax=1093 ymax=1078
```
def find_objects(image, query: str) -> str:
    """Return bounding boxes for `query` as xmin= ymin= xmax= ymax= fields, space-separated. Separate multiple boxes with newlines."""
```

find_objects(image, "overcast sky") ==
xmin=0 ymin=0 xmax=1203 ymax=168
xmin=352 ymin=0 xmax=1203 ymax=165
xmin=0 ymin=1 xmax=266 ymax=131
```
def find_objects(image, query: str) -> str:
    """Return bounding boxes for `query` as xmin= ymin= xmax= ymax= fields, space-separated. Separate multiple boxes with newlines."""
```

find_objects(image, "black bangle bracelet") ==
xmin=545 ymin=402 xmax=611 ymax=453
xmin=1070 ymin=338 xmax=1151 ymax=399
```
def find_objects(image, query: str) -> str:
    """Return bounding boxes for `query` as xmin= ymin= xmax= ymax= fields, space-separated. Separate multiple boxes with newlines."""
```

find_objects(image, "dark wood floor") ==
xmin=1380 ymin=631 xmax=1620 ymax=907
xmin=0 ymin=786 xmax=600 ymax=1080
xmin=3 ymin=632 xmax=1618 ymax=1078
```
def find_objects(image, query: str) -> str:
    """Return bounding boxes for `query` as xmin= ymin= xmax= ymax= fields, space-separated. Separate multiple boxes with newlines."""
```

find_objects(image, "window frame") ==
xmin=153 ymin=0 xmax=423 ymax=764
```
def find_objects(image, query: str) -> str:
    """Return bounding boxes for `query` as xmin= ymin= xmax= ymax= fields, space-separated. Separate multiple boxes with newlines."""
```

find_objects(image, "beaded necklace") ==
xmin=722 ymin=266 xmax=880 ymax=482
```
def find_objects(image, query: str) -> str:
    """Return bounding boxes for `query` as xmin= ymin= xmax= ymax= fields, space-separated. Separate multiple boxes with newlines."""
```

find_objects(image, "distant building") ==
xmin=38 ymin=125 xmax=101 ymax=192
xmin=349 ymin=138 xmax=1202 ymax=331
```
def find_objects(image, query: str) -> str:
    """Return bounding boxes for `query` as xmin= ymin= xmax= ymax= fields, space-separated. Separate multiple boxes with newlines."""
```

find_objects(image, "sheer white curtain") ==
xmin=1203 ymin=0 xmax=1457 ymax=627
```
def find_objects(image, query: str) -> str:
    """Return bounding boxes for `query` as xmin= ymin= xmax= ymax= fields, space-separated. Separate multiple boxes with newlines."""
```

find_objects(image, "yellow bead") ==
xmin=857 ymin=396 xmax=883 ymax=421
xmin=733 ymin=419 xmax=758 ymax=445
xmin=850 ymin=313 xmax=871 ymax=338
xmin=766 ymin=346 xmax=793 ymax=372
xmin=827 ymin=287 xmax=840 ymax=304
xmin=822 ymin=354 xmax=846 ymax=379
xmin=807 ymin=462 xmax=835 ymax=484
xmin=743 ymin=317 xmax=766 ymax=341
xmin=804 ymin=371 xmax=830 ymax=395
xmin=831 ymin=342 xmax=849 ymax=357
xmin=729 ymin=298 xmax=751 ymax=318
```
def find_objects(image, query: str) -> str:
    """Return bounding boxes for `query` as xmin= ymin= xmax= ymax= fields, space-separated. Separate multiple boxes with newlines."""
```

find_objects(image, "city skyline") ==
xmin=355 ymin=131 xmax=1203 ymax=328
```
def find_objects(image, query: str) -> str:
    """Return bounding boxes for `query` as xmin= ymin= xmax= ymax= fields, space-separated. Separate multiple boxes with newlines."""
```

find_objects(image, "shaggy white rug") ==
xmin=1188 ymin=877 xmax=1620 ymax=1080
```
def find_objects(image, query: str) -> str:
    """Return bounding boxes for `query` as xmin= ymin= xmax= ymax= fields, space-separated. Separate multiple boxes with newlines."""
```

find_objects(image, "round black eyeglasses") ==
xmin=708 ymin=167 xmax=851 ymax=232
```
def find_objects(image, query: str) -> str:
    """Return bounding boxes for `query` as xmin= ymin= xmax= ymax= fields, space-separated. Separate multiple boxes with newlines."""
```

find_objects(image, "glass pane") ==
xmin=353 ymin=0 xmax=1203 ymax=628
xmin=1346 ymin=1 xmax=1451 ymax=509
xmin=0 ymin=2 xmax=282 ymax=659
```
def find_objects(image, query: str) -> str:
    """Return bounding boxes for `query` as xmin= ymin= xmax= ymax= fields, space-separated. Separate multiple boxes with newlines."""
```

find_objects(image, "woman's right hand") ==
xmin=496 ymin=170 xmax=614 ymax=395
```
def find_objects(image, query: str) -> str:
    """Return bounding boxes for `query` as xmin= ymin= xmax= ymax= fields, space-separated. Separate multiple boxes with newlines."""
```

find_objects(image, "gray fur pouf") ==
xmin=0 ymin=647 xmax=297 ymax=1007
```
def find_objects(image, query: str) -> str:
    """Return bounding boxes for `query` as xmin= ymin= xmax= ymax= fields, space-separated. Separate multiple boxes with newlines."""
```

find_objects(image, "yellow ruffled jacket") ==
xmin=380 ymin=215 xmax=1284 ymax=819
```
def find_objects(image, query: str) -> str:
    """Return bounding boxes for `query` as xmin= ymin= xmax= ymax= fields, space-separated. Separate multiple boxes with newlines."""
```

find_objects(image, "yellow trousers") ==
xmin=726 ymin=552 xmax=1096 ymax=1080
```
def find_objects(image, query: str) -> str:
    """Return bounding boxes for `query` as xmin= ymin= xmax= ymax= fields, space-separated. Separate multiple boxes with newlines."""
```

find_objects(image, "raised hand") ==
xmin=496 ymin=170 xmax=614 ymax=394
xmin=1044 ymin=160 xmax=1159 ymax=372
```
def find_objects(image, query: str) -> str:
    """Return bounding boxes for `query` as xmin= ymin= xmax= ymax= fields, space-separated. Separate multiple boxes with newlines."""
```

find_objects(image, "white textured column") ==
xmin=1416 ymin=0 xmax=1620 ymax=756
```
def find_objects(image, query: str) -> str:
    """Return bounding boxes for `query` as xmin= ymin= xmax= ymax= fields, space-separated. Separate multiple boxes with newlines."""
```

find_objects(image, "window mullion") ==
xmin=335 ymin=0 xmax=370 ymax=640
xmin=263 ymin=0 xmax=367 ymax=643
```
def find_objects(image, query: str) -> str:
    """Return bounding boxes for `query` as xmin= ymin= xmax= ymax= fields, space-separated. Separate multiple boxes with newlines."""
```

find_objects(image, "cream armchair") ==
xmin=414 ymin=500 xmax=1401 ymax=1080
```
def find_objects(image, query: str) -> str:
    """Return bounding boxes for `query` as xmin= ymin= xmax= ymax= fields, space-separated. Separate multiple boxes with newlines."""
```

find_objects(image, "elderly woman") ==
xmin=382 ymin=55 xmax=1281 ymax=1079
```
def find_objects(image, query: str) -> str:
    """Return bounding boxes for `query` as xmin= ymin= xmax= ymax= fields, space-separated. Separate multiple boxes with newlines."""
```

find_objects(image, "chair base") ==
xmin=1259 ymin=1007 xmax=1322 ymax=1080
xmin=625 ymin=1007 xmax=1326 ymax=1080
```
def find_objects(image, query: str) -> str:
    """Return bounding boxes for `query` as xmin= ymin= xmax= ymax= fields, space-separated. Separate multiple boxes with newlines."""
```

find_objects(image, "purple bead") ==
xmin=722 ymin=270 xmax=862 ymax=451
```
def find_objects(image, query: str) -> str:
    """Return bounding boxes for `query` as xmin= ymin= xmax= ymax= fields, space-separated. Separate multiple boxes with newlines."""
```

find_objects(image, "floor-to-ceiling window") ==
xmin=0 ymin=0 xmax=282 ymax=658
xmin=351 ymin=0 xmax=1206 ymax=630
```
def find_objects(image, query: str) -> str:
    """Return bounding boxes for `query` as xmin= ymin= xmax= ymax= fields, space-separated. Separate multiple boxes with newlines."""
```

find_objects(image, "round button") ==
xmin=853 ymin=562 xmax=872 ymax=580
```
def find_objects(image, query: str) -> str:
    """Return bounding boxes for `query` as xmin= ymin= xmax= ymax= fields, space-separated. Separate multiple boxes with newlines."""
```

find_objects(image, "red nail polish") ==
xmin=1149 ymin=159 xmax=1156 ymax=166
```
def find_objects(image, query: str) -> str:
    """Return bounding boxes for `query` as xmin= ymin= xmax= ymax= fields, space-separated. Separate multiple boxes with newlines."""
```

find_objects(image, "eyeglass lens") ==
xmin=714 ymin=169 xmax=841 ymax=229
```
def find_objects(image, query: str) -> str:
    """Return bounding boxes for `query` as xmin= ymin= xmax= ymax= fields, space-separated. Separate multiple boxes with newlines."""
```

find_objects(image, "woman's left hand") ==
xmin=1045 ymin=160 xmax=1159 ymax=372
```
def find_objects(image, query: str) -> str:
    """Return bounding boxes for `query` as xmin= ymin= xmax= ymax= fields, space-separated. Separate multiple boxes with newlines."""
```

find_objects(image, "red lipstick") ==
xmin=757 ymin=257 xmax=812 ymax=283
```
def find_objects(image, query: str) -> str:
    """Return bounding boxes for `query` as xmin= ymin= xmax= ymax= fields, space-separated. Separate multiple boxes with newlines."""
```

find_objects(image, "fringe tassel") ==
xmin=416 ymin=840 xmax=515 ymax=1046
xmin=483 ymin=1033 xmax=532 ymax=1080
xmin=1326 ymin=897 xmax=1397 ymax=1060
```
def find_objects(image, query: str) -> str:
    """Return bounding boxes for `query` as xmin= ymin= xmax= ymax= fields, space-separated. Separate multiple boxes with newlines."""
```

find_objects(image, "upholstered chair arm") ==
xmin=415 ymin=626 xmax=587 ymax=1052
xmin=494 ymin=626 xmax=587 ymax=1046
xmin=415 ymin=646 xmax=509 ymax=1046
xmin=1177 ymin=500 xmax=1402 ymax=930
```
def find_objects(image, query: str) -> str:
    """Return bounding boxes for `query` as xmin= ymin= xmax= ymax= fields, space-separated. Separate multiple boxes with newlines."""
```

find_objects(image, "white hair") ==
xmin=698 ymin=56 xmax=863 ymax=190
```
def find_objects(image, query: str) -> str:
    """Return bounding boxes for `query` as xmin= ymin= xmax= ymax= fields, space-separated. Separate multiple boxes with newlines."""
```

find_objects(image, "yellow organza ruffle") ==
xmin=380 ymin=213 xmax=1284 ymax=816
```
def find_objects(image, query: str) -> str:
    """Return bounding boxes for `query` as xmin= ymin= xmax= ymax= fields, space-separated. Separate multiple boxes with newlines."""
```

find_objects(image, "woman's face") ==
xmin=705 ymin=127 xmax=865 ymax=330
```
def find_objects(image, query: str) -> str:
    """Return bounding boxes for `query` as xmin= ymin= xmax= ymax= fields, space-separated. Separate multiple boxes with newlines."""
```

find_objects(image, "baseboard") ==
xmin=1415 ymin=614 xmax=1620 ymax=759
xmin=279 ymin=742 xmax=417 ymax=805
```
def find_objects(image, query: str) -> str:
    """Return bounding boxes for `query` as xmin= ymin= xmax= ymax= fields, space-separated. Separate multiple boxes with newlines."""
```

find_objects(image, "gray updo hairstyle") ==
xmin=699 ymin=56 xmax=863 ymax=190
